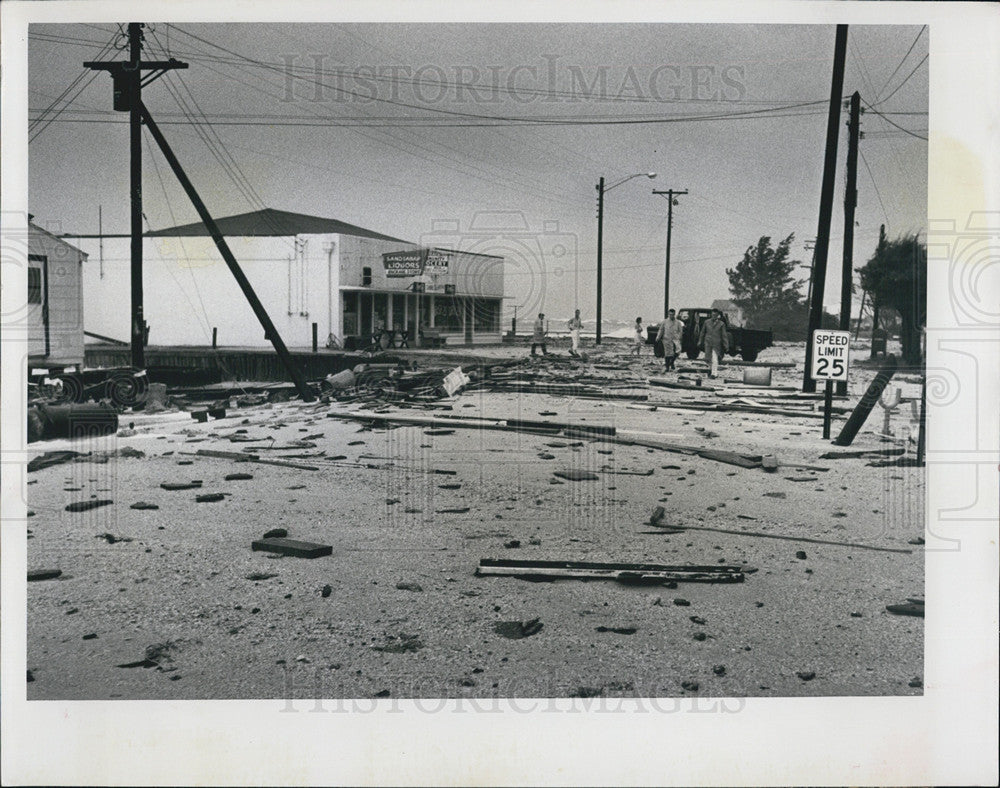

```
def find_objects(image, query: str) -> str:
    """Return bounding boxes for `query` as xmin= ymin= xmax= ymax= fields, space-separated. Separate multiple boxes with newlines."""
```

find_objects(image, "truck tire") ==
xmin=740 ymin=349 xmax=759 ymax=362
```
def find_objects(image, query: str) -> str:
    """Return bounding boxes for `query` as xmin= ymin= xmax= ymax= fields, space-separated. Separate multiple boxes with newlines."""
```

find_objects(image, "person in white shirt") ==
xmin=567 ymin=309 xmax=583 ymax=357
xmin=656 ymin=308 xmax=683 ymax=371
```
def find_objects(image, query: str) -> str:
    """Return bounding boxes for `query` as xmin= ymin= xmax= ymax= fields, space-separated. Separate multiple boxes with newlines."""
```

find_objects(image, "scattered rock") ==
xmin=763 ymin=492 xmax=786 ymax=499
xmin=225 ymin=473 xmax=254 ymax=481
xmin=27 ymin=669 xmax=35 ymax=682
xmin=396 ymin=582 xmax=423 ymax=592
xmin=595 ymin=626 xmax=637 ymax=635
xmin=689 ymin=616 xmax=706 ymax=625
xmin=673 ymin=598 xmax=690 ymax=607
xmin=573 ymin=686 xmax=604 ymax=698
xmin=908 ymin=676 xmax=922 ymax=688
xmin=196 ymin=493 xmax=225 ymax=503
xmin=160 ymin=481 xmax=202 ymax=491
xmin=246 ymin=572 xmax=278 ymax=581
xmin=795 ymin=550 xmax=807 ymax=560
xmin=850 ymin=612 xmax=862 ymax=618
xmin=796 ymin=671 xmax=816 ymax=681
xmin=96 ymin=533 xmax=132 ymax=544
xmin=692 ymin=632 xmax=708 ymax=641
xmin=494 ymin=619 xmax=543 ymax=639
xmin=321 ymin=585 xmax=333 ymax=598
xmin=82 ymin=633 xmax=98 ymax=640
xmin=372 ymin=634 xmax=424 ymax=653
xmin=503 ymin=539 xmax=521 ymax=549
xmin=681 ymin=681 xmax=699 ymax=692
xmin=712 ymin=665 xmax=726 ymax=676
xmin=263 ymin=528 xmax=288 ymax=539
xmin=130 ymin=501 xmax=159 ymax=510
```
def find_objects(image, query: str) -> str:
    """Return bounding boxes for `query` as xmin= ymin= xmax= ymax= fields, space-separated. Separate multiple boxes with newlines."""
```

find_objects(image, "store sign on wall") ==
xmin=383 ymin=249 xmax=451 ymax=278
xmin=423 ymin=250 xmax=450 ymax=274
xmin=382 ymin=250 xmax=424 ymax=278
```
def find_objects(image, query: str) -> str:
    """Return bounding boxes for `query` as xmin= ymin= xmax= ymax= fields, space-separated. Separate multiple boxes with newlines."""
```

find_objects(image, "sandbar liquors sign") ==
xmin=382 ymin=249 xmax=451 ymax=278
xmin=382 ymin=250 xmax=424 ymax=278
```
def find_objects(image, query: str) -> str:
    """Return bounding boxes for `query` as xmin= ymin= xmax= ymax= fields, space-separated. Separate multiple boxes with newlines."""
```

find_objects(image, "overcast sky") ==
xmin=28 ymin=21 xmax=928 ymax=325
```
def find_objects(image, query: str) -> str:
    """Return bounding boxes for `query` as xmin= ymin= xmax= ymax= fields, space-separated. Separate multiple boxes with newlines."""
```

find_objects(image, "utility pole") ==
xmin=595 ymin=177 xmax=605 ymax=345
xmin=838 ymin=91 xmax=861 ymax=396
xmin=85 ymin=23 xmax=187 ymax=370
xmin=653 ymin=188 xmax=688 ymax=315
xmin=802 ymin=24 xmax=848 ymax=394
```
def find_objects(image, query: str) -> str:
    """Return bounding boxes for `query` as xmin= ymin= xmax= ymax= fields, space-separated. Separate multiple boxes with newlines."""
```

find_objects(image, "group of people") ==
xmin=533 ymin=307 xmax=728 ymax=378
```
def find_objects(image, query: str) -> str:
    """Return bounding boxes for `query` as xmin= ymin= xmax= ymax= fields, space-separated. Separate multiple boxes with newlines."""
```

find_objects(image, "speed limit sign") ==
xmin=811 ymin=330 xmax=851 ymax=381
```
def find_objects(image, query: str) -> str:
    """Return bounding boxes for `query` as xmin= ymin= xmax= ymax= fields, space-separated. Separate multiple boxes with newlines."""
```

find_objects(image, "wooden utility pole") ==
xmin=653 ymin=188 xmax=688 ymax=315
xmin=837 ymin=91 xmax=861 ymax=395
xmin=802 ymin=24 xmax=848 ymax=393
xmin=596 ymin=177 xmax=605 ymax=345
xmin=85 ymin=23 xmax=187 ymax=369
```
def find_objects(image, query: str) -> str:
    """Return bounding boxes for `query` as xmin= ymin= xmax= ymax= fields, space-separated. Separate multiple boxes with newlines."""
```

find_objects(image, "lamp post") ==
xmin=596 ymin=172 xmax=656 ymax=344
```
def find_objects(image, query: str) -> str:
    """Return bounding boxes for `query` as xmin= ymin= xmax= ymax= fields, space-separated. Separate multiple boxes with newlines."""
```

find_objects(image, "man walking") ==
xmin=531 ymin=313 xmax=548 ymax=356
xmin=567 ymin=309 xmax=583 ymax=357
xmin=656 ymin=308 xmax=683 ymax=371
xmin=698 ymin=309 xmax=729 ymax=378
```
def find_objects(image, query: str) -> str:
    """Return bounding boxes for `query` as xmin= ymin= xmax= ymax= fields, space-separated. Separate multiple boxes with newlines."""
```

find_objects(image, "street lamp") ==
xmin=595 ymin=172 xmax=656 ymax=344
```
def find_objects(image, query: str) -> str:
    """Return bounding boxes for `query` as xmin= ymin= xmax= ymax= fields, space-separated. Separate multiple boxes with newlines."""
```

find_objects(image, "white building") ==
xmin=81 ymin=208 xmax=505 ymax=348
xmin=27 ymin=219 xmax=86 ymax=369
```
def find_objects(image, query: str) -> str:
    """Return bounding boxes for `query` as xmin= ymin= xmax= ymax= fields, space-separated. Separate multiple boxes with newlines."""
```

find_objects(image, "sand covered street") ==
xmin=25 ymin=341 xmax=924 ymax=700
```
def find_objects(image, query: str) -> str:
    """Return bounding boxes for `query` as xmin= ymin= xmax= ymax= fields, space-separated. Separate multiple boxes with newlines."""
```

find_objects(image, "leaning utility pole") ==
xmin=85 ymin=23 xmax=187 ymax=369
xmin=837 ymin=90 xmax=861 ymax=396
xmin=802 ymin=24 xmax=848 ymax=394
xmin=653 ymin=188 xmax=688 ymax=315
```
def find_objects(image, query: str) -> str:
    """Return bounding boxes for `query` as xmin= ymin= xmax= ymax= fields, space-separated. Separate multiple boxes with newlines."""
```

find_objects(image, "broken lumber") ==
xmin=191 ymin=449 xmax=319 ymax=471
xmin=65 ymin=499 xmax=113 ymax=512
xmin=477 ymin=557 xmax=744 ymax=584
xmin=28 ymin=568 xmax=63 ymax=582
xmin=251 ymin=537 xmax=332 ymax=558
xmin=639 ymin=523 xmax=913 ymax=554
xmin=833 ymin=354 xmax=899 ymax=446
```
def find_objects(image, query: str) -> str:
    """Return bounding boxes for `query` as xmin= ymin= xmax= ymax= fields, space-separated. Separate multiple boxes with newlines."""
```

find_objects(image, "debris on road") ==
xmin=251 ymin=537 xmax=332 ymax=558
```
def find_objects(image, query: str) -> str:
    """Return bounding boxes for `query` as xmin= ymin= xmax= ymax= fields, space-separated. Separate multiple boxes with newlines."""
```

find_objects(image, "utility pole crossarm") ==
xmin=83 ymin=23 xmax=188 ymax=370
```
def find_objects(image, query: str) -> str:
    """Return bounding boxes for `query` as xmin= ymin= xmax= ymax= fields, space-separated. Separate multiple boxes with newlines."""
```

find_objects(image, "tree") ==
xmin=858 ymin=232 xmax=926 ymax=364
xmin=727 ymin=234 xmax=805 ymax=332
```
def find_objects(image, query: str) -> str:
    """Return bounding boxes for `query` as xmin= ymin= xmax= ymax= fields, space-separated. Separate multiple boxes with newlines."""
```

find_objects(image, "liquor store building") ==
xmin=81 ymin=208 xmax=506 ymax=349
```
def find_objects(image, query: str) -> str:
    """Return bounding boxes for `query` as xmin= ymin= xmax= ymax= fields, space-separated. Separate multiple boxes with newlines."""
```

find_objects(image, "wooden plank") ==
xmin=251 ymin=537 xmax=332 ymax=558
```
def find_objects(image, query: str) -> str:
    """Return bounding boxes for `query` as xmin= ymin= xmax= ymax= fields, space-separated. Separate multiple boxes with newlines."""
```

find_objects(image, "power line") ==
xmin=858 ymin=148 xmax=891 ymax=227
xmin=876 ymin=54 xmax=927 ymax=106
xmin=876 ymin=26 xmax=926 ymax=100
xmin=860 ymin=98 xmax=928 ymax=141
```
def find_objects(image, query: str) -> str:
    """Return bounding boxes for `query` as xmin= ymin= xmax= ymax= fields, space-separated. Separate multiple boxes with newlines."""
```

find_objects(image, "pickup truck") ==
xmin=647 ymin=309 xmax=773 ymax=362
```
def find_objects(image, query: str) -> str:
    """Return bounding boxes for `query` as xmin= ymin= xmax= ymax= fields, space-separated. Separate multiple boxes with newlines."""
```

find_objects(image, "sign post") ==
xmin=810 ymin=329 xmax=851 ymax=439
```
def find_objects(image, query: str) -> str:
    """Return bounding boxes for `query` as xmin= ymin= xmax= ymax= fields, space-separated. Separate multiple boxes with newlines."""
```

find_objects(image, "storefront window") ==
xmin=342 ymin=291 xmax=358 ymax=335
xmin=392 ymin=294 xmax=406 ymax=329
xmin=473 ymin=299 xmax=501 ymax=332
xmin=434 ymin=295 xmax=463 ymax=331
